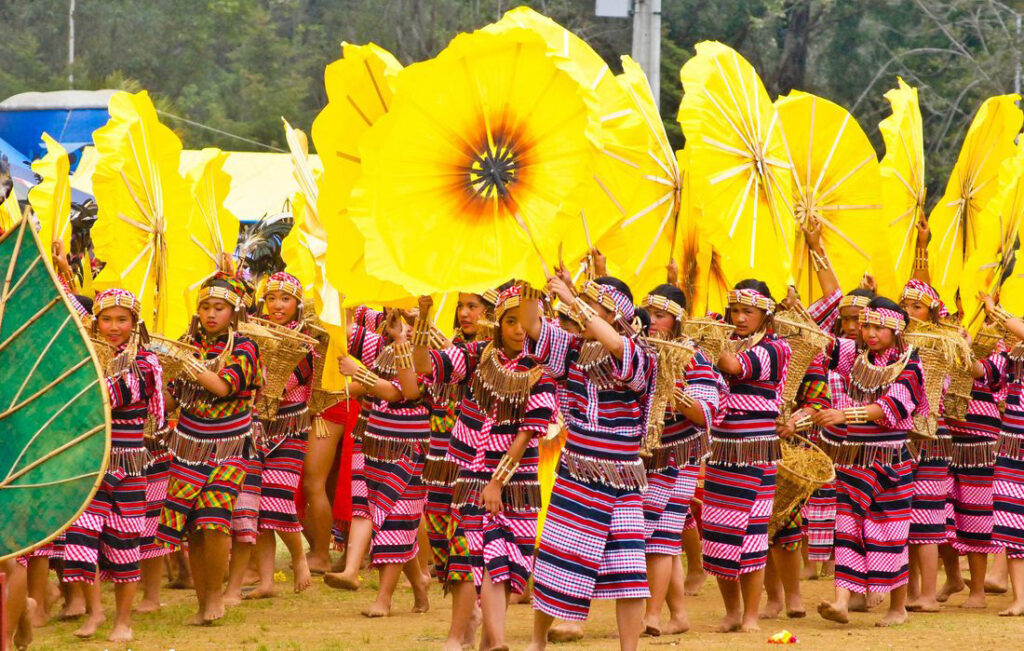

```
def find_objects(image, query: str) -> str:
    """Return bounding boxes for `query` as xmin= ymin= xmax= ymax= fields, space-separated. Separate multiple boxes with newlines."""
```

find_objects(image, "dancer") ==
xmin=523 ymin=275 xmax=656 ymax=651
xmin=640 ymin=284 xmax=721 ymax=636
xmin=815 ymin=298 xmax=927 ymax=627
xmin=157 ymin=272 xmax=262 ymax=625
xmin=702 ymin=281 xmax=792 ymax=633
xmin=415 ymin=287 xmax=558 ymax=651
xmin=62 ymin=289 xmax=164 ymax=642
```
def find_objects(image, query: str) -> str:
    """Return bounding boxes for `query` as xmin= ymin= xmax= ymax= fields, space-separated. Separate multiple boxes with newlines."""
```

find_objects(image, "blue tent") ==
xmin=0 ymin=90 xmax=116 ymax=168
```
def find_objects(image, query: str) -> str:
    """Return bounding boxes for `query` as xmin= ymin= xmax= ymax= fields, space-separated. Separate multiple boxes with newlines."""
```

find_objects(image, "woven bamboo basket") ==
xmin=972 ymin=321 xmax=1008 ymax=360
xmin=147 ymin=334 xmax=200 ymax=384
xmin=245 ymin=318 xmax=315 ymax=418
xmin=642 ymin=337 xmax=697 ymax=456
xmin=769 ymin=434 xmax=835 ymax=538
xmin=90 ymin=337 xmax=115 ymax=371
xmin=905 ymin=326 xmax=962 ymax=440
xmin=681 ymin=318 xmax=735 ymax=362
xmin=773 ymin=310 xmax=831 ymax=422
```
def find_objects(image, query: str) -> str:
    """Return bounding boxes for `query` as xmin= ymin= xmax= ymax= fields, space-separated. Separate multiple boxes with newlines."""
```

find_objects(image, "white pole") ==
xmin=68 ymin=0 xmax=75 ymax=88
xmin=631 ymin=0 xmax=661 ymax=106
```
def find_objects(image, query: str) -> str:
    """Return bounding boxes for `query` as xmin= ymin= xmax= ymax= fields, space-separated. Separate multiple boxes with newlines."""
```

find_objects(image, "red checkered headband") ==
xmin=494 ymin=285 xmax=525 ymax=322
xmin=859 ymin=307 xmax=907 ymax=334
xmin=900 ymin=279 xmax=948 ymax=318
xmin=261 ymin=271 xmax=304 ymax=321
xmin=727 ymin=287 xmax=776 ymax=316
xmin=93 ymin=288 xmax=142 ymax=321
xmin=582 ymin=280 xmax=635 ymax=322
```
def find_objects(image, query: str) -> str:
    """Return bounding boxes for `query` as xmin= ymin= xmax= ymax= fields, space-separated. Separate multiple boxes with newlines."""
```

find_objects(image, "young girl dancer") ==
xmin=157 ymin=272 xmax=262 ymax=625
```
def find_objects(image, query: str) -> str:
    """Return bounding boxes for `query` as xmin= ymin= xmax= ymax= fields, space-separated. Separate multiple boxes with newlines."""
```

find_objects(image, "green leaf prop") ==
xmin=0 ymin=219 xmax=111 ymax=560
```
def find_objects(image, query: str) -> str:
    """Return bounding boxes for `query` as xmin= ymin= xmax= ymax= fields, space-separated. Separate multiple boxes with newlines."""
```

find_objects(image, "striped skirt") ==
xmin=139 ymin=452 xmax=173 ymax=559
xmin=992 ymin=428 xmax=1024 ymax=555
xmin=701 ymin=462 xmax=776 ymax=580
xmin=533 ymin=467 xmax=649 ymax=621
xmin=259 ymin=435 xmax=308 ymax=533
xmin=909 ymin=455 xmax=951 ymax=546
xmin=63 ymin=470 xmax=147 ymax=583
xmin=364 ymin=446 xmax=427 ymax=566
xmin=643 ymin=463 xmax=699 ymax=556
xmin=833 ymin=452 xmax=914 ymax=594
xmin=156 ymin=456 xmax=247 ymax=549
xmin=803 ymin=480 xmax=836 ymax=561
xmin=351 ymin=437 xmax=370 ymax=520
xmin=949 ymin=437 xmax=999 ymax=554
xmin=232 ymin=452 xmax=264 ymax=544
xmin=425 ymin=484 xmax=455 ymax=583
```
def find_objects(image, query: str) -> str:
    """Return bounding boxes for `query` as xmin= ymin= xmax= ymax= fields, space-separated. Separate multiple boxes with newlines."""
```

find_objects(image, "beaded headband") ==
xmin=263 ymin=272 xmax=303 ymax=301
xmin=859 ymin=307 xmax=906 ymax=334
xmin=900 ymin=287 xmax=939 ymax=310
xmin=93 ymin=288 xmax=141 ymax=319
xmin=727 ymin=288 xmax=776 ymax=315
xmin=642 ymin=294 xmax=686 ymax=320
xmin=494 ymin=285 xmax=523 ymax=323
xmin=197 ymin=285 xmax=243 ymax=310
xmin=839 ymin=294 xmax=871 ymax=310
xmin=582 ymin=280 xmax=635 ymax=321
xmin=481 ymin=288 xmax=500 ymax=307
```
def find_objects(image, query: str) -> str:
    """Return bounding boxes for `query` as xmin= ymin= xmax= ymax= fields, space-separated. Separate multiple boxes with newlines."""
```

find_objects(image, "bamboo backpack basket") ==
xmin=772 ymin=307 xmax=831 ymax=423
xmin=242 ymin=317 xmax=315 ymax=418
xmin=147 ymin=334 xmax=201 ymax=385
xmin=641 ymin=336 xmax=697 ymax=456
xmin=905 ymin=319 xmax=969 ymax=440
xmin=0 ymin=220 xmax=111 ymax=560
xmin=769 ymin=433 xmax=835 ymax=538
xmin=681 ymin=317 xmax=735 ymax=363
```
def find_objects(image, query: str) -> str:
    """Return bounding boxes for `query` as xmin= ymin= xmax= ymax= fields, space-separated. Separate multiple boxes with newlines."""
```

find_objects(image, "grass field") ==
xmin=24 ymin=554 xmax=1024 ymax=651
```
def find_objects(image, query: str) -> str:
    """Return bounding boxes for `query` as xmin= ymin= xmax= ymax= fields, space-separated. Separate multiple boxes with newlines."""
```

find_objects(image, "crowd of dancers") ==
xmin=4 ymin=217 xmax=1024 ymax=651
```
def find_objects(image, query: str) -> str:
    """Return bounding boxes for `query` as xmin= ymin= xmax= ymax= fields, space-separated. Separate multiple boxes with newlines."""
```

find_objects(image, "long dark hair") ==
xmin=646 ymin=283 xmax=686 ymax=337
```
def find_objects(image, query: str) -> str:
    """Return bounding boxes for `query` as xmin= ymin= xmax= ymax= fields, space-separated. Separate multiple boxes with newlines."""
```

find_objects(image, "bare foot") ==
xmin=108 ymin=623 xmax=133 ymax=643
xmin=73 ymin=611 xmax=105 ymax=638
xmin=716 ymin=612 xmax=742 ymax=633
xmin=787 ymin=607 xmax=806 ymax=619
xmin=999 ymin=602 xmax=1024 ymax=616
xmin=510 ymin=589 xmax=533 ymax=606
xmin=740 ymin=621 xmax=761 ymax=633
xmin=222 ymin=590 xmax=243 ymax=607
xmin=362 ymin=599 xmax=391 ymax=618
xmin=817 ymin=600 xmax=849 ymax=624
xmin=15 ymin=598 xmax=36 ymax=651
xmin=961 ymin=593 xmax=987 ymax=609
xmin=167 ymin=576 xmax=194 ymax=589
xmin=801 ymin=563 xmax=819 ymax=580
xmin=875 ymin=608 xmax=907 ymax=627
xmin=760 ymin=600 xmax=782 ymax=619
xmin=243 ymin=586 xmax=276 ymax=600
xmin=906 ymin=599 xmax=941 ymax=613
xmin=937 ymin=580 xmax=965 ymax=603
xmin=441 ymin=637 xmax=463 ymax=651
xmin=641 ymin=614 xmax=661 ymax=636
xmin=307 ymin=552 xmax=330 ymax=575
xmin=202 ymin=601 xmax=225 ymax=624
xmin=134 ymin=598 xmax=162 ymax=613
xmin=821 ymin=560 xmax=835 ymax=577
xmin=186 ymin=612 xmax=206 ymax=626
xmin=324 ymin=571 xmax=360 ymax=590
xmin=293 ymin=557 xmax=313 ymax=594
xmin=57 ymin=599 xmax=86 ymax=622
xmin=661 ymin=615 xmax=690 ymax=635
xmin=684 ymin=569 xmax=706 ymax=596
xmin=547 ymin=621 xmax=585 ymax=643
xmin=985 ymin=578 xmax=1008 ymax=594
xmin=412 ymin=581 xmax=430 ymax=614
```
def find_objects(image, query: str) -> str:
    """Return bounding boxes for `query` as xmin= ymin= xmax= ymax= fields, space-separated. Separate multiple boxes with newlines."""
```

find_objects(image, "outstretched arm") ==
xmin=546 ymin=276 xmax=625 ymax=360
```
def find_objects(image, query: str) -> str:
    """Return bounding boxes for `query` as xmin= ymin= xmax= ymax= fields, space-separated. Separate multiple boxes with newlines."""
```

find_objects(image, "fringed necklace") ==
xmin=470 ymin=343 xmax=543 ymax=424
xmin=92 ymin=337 xmax=141 ymax=380
xmin=576 ymin=340 xmax=619 ymax=389
xmin=848 ymin=346 xmax=914 ymax=404
xmin=177 ymin=330 xmax=235 ymax=409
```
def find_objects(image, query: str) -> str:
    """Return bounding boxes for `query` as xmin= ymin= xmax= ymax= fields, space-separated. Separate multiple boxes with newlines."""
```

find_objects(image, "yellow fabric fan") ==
xmin=28 ymin=134 xmax=72 ymax=262
xmin=775 ymin=91 xmax=890 ymax=300
xmin=91 ymin=90 xmax=196 ymax=336
xmin=177 ymin=147 xmax=240 ymax=328
xmin=960 ymin=149 xmax=1024 ymax=330
xmin=280 ymin=190 xmax=317 ymax=298
xmin=678 ymin=41 xmax=795 ymax=300
xmin=349 ymin=26 xmax=602 ymax=295
xmin=0 ymin=193 xmax=21 ymax=234
xmin=675 ymin=147 xmax=730 ymax=316
xmin=310 ymin=44 xmax=415 ymax=308
xmin=928 ymin=94 xmax=1022 ymax=310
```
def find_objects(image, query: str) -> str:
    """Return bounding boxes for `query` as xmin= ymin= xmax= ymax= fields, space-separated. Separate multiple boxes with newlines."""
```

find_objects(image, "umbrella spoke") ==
xmin=621 ymin=189 xmax=675 ymax=227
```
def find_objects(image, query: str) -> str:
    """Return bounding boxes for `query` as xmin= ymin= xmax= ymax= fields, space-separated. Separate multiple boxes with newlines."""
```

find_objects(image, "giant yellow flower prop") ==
xmin=678 ymin=41 xmax=795 ymax=299
xmin=92 ymin=91 xmax=195 ymax=335
xmin=879 ymin=78 xmax=926 ymax=288
xmin=960 ymin=149 xmax=1024 ymax=329
xmin=28 ymin=134 xmax=72 ymax=262
xmin=928 ymin=94 xmax=1022 ymax=309
xmin=776 ymin=91 xmax=891 ymax=300
xmin=0 ymin=193 xmax=22 ymax=234
xmin=312 ymin=43 xmax=413 ymax=308
xmin=350 ymin=26 xmax=601 ymax=295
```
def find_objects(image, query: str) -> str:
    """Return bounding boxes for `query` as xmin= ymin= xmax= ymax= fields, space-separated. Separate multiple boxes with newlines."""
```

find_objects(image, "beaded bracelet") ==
xmin=569 ymin=297 xmax=598 ymax=326
xmin=843 ymin=406 xmax=869 ymax=424
xmin=393 ymin=340 xmax=414 ymax=370
xmin=810 ymin=249 xmax=830 ymax=272
xmin=913 ymin=248 xmax=929 ymax=271
xmin=493 ymin=454 xmax=520 ymax=485
xmin=411 ymin=316 xmax=431 ymax=348
xmin=991 ymin=305 xmax=1016 ymax=327
xmin=353 ymin=366 xmax=381 ymax=390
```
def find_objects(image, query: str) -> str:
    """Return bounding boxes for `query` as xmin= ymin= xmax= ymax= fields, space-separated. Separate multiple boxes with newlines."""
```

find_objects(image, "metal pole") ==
xmin=1016 ymin=12 xmax=1021 ymax=96
xmin=68 ymin=0 xmax=75 ymax=88
xmin=631 ymin=0 xmax=661 ymax=106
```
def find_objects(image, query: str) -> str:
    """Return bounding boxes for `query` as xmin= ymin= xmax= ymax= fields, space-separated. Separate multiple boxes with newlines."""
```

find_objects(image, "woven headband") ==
xmin=263 ymin=272 xmax=303 ymax=301
xmin=198 ymin=285 xmax=243 ymax=310
xmin=859 ymin=307 xmax=906 ymax=334
xmin=494 ymin=285 xmax=524 ymax=323
xmin=93 ymin=288 xmax=141 ymax=319
xmin=582 ymin=280 xmax=635 ymax=321
xmin=642 ymin=294 xmax=686 ymax=321
xmin=839 ymin=295 xmax=871 ymax=310
xmin=900 ymin=288 xmax=939 ymax=310
xmin=727 ymin=288 xmax=776 ymax=315
xmin=481 ymin=288 xmax=500 ymax=307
